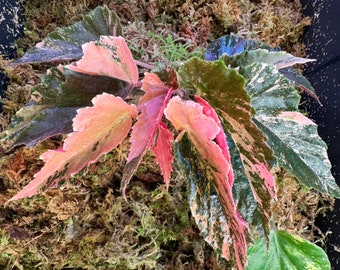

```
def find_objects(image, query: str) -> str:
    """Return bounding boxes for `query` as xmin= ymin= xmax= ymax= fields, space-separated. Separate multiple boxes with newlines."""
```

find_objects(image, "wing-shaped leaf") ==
xmin=66 ymin=36 xmax=138 ymax=84
xmin=8 ymin=94 xmax=137 ymax=201
xmin=165 ymin=96 xmax=248 ymax=269
xmin=241 ymin=62 xmax=340 ymax=198
xmin=206 ymin=34 xmax=318 ymax=101
xmin=13 ymin=6 xmax=121 ymax=64
xmin=178 ymin=58 xmax=275 ymax=243
xmin=247 ymin=230 xmax=331 ymax=270
xmin=2 ymin=37 xmax=135 ymax=150
xmin=240 ymin=63 xmax=301 ymax=116
xmin=254 ymin=112 xmax=340 ymax=198
xmin=122 ymin=73 xmax=174 ymax=194
xmin=221 ymin=49 xmax=314 ymax=70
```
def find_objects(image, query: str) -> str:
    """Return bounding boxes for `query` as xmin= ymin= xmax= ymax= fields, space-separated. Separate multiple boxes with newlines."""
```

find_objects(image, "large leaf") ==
xmin=66 ymin=36 xmax=138 ymax=84
xmin=165 ymin=96 xmax=248 ymax=269
xmin=2 ymin=37 xmax=134 ymax=150
xmin=8 ymin=94 xmax=137 ymax=201
xmin=175 ymin=136 xmax=236 ymax=266
xmin=221 ymin=49 xmax=314 ymax=71
xmin=178 ymin=58 xmax=275 ymax=243
xmin=254 ymin=113 xmax=340 ymax=198
xmin=1 ymin=106 xmax=78 ymax=148
xmin=122 ymin=73 xmax=174 ymax=194
xmin=13 ymin=6 xmax=121 ymax=64
xmin=247 ymin=230 xmax=331 ymax=270
xmin=241 ymin=62 xmax=340 ymax=198
xmin=240 ymin=62 xmax=301 ymax=116
xmin=206 ymin=34 xmax=318 ymax=101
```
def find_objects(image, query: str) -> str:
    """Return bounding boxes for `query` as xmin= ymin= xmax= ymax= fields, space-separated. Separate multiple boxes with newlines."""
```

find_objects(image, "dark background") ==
xmin=301 ymin=0 xmax=340 ymax=268
xmin=0 ymin=0 xmax=24 ymax=111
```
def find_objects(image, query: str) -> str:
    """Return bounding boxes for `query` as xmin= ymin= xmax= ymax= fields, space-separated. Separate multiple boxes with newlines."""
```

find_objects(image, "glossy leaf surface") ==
xmin=206 ymin=34 xmax=318 ymax=99
xmin=241 ymin=62 xmax=340 ymax=198
xmin=205 ymin=34 xmax=273 ymax=61
xmin=254 ymin=113 xmax=340 ymax=198
xmin=2 ymin=35 xmax=135 ymax=150
xmin=14 ymin=6 xmax=121 ymax=64
xmin=9 ymin=94 xmax=137 ymax=201
xmin=221 ymin=49 xmax=314 ymax=70
xmin=178 ymin=58 xmax=275 ymax=242
xmin=247 ymin=230 xmax=331 ymax=270
xmin=165 ymin=96 xmax=248 ymax=269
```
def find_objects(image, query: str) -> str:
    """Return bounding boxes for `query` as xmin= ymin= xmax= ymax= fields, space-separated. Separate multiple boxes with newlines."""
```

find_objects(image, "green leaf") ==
xmin=221 ymin=49 xmax=314 ymax=70
xmin=227 ymin=133 xmax=263 ymax=233
xmin=240 ymin=62 xmax=300 ymax=116
xmin=254 ymin=113 xmax=340 ymax=198
xmin=166 ymin=96 xmax=248 ymax=268
xmin=175 ymin=136 xmax=242 ymax=265
xmin=1 ymin=66 xmax=128 ymax=149
xmin=14 ymin=6 xmax=121 ymax=64
xmin=241 ymin=62 xmax=340 ymax=198
xmin=178 ymin=57 xmax=275 ymax=242
xmin=247 ymin=230 xmax=331 ymax=270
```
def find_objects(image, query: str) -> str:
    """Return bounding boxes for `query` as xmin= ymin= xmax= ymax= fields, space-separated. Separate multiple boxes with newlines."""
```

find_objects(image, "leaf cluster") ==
xmin=1 ymin=6 xmax=338 ymax=270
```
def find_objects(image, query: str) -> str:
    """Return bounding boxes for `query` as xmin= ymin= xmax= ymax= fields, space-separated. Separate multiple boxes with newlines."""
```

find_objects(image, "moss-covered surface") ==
xmin=0 ymin=0 xmax=333 ymax=269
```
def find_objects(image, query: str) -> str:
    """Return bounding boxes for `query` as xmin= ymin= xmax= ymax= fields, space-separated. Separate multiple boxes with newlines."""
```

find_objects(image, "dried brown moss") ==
xmin=0 ymin=0 xmax=326 ymax=269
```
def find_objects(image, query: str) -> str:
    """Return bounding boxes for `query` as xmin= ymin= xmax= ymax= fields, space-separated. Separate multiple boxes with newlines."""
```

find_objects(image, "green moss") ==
xmin=0 ymin=0 xmax=317 ymax=269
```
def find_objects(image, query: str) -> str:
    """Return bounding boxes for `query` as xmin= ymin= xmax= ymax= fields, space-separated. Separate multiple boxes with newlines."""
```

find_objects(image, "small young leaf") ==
xmin=66 ymin=36 xmax=138 ymax=84
xmin=247 ymin=230 xmax=331 ymax=270
xmin=13 ymin=6 xmax=122 ymax=64
xmin=165 ymin=96 xmax=248 ymax=269
xmin=9 ymin=94 xmax=137 ymax=201
xmin=205 ymin=34 xmax=273 ymax=61
xmin=122 ymin=73 xmax=174 ymax=194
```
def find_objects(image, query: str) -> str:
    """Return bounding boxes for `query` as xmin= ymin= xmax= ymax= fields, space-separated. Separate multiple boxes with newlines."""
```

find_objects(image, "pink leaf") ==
xmin=195 ymin=95 xmax=234 ymax=186
xmin=9 ymin=93 xmax=137 ymax=201
xmin=122 ymin=73 xmax=174 ymax=195
xmin=66 ymin=36 xmax=138 ymax=84
xmin=151 ymin=122 xmax=174 ymax=189
xmin=164 ymin=96 xmax=248 ymax=269
xmin=277 ymin=111 xmax=316 ymax=125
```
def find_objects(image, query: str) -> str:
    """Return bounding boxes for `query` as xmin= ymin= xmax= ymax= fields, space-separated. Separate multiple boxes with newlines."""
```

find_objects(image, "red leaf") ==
xmin=151 ymin=122 xmax=174 ymax=189
xmin=165 ymin=96 xmax=248 ymax=269
xmin=122 ymin=73 xmax=174 ymax=195
xmin=66 ymin=36 xmax=138 ymax=84
xmin=9 ymin=94 xmax=137 ymax=201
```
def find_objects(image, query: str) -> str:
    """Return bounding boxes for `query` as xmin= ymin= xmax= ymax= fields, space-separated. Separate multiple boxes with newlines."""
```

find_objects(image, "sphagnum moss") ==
xmin=1 ymin=1 xmax=330 ymax=269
